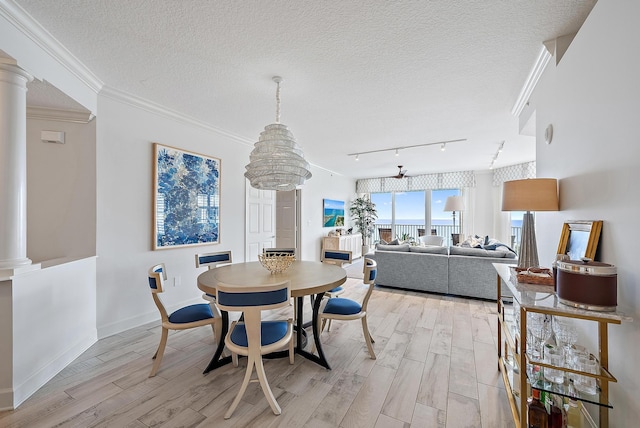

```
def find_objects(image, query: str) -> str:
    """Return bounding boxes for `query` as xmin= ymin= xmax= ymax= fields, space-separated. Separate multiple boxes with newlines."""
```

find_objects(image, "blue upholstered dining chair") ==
xmin=320 ymin=249 xmax=352 ymax=329
xmin=195 ymin=250 xmax=233 ymax=316
xmin=147 ymin=263 xmax=221 ymax=377
xmin=317 ymin=258 xmax=377 ymax=359
xmin=216 ymin=280 xmax=294 ymax=419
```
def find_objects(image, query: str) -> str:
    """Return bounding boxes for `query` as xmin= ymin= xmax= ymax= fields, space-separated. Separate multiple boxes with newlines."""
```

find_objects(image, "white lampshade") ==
xmin=444 ymin=196 xmax=464 ymax=212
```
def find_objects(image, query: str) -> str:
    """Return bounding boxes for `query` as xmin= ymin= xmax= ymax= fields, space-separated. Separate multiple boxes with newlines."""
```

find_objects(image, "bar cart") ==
xmin=494 ymin=263 xmax=631 ymax=427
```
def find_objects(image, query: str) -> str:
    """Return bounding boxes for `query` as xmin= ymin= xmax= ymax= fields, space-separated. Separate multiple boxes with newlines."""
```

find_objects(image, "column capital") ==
xmin=0 ymin=56 xmax=34 ymax=83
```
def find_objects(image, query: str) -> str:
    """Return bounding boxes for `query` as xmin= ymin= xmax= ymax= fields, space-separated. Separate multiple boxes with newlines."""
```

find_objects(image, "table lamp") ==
xmin=502 ymin=178 xmax=559 ymax=269
xmin=444 ymin=195 xmax=464 ymax=245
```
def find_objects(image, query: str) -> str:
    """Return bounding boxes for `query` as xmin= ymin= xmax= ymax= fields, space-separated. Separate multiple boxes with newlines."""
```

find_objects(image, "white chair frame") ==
xmin=216 ymin=280 xmax=294 ymax=419
xmin=147 ymin=263 xmax=221 ymax=377
xmin=317 ymin=258 xmax=377 ymax=359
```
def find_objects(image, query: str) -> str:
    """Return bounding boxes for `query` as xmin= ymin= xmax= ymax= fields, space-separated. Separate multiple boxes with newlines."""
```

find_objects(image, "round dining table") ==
xmin=197 ymin=260 xmax=347 ymax=373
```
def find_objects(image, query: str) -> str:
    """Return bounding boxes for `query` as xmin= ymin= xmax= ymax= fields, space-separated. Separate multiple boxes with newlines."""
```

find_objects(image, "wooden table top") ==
xmin=197 ymin=260 xmax=347 ymax=297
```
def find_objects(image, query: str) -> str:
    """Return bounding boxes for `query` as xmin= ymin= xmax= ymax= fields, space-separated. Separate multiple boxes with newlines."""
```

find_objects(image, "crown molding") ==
xmin=0 ymin=0 xmax=103 ymax=93
xmin=100 ymin=86 xmax=335 ymax=174
xmin=100 ymin=86 xmax=254 ymax=147
xmin=27 ymin=106 xmax=94 ymax=123
xmin=511 ymin=45 xmax=551 ymax=118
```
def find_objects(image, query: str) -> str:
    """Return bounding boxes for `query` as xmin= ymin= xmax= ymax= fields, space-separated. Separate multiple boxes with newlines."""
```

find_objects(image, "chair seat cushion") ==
xmin=328 ymin=286 xmax=343 ymax=294
xmin=323 ymin=298 xmax=362 ymax=315
xmin=230 ymin=320 xmax=289 ymax=347
xmin=169 ymin=303 xmax=213 ymax=323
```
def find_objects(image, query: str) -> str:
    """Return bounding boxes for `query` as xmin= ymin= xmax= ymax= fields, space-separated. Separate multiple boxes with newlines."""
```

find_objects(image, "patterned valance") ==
xmin=492 ymin=161 xmax=536 ymax=187
xmin=356 ymin=170 xmax=476 ymax=193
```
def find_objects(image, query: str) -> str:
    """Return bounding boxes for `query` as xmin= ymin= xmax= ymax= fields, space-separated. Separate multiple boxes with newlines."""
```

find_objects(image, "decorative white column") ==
xmin=0 ymin=57 xmax=33 ymax=270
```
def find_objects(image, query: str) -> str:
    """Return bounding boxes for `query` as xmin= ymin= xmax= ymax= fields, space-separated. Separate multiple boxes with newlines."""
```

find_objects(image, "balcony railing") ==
xmin=375 ymin=223 xmax=523 ymax=251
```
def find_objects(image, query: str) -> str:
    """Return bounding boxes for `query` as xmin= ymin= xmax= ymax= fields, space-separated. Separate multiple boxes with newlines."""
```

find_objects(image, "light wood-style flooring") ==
xmin=0 ymin=278 xmax=514 ymax=428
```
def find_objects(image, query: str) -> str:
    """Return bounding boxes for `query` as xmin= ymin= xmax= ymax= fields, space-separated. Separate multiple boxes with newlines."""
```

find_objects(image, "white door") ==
xmin=276 ymin=190 xmax=296 ymax=250
xmin=245 ymin=180 xmax=276 ymax=261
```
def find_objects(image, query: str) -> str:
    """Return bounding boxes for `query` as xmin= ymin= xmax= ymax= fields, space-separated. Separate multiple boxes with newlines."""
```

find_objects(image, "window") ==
xmin=370 ymin=189 xmax=461 ymax=244
xmin=431 ymin=189 xmax=461 ymax=245
xmin=395 ymin=191 xmax=425 ymax=241
xmin=509 ymin=211 xmax=524 ymax=252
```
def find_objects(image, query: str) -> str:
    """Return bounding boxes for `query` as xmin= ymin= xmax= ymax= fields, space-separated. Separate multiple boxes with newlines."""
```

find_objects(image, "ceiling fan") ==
xmin=391 ymin=165 xmax=408 ymax=179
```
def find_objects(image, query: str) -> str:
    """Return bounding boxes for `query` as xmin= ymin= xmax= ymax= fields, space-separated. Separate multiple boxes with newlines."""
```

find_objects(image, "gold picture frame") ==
xmin=557 ymin=220 xmax=603 ymax=261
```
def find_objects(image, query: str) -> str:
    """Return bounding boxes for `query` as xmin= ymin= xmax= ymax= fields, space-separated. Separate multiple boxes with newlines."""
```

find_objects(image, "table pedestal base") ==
xmin=202 ymin=293 xmax=331 ymax=374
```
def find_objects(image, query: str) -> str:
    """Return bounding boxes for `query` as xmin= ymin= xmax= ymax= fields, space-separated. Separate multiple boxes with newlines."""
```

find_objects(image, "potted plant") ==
xmin=349 ymin=196 xmax=378 ymax=255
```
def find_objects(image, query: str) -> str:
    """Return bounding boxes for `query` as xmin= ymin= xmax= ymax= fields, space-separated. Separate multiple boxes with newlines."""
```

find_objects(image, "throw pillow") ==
xmin=375 ymin=244 xmax=411 ymax=252
xmin=389 ymin=238 xmax=400 ymax=245
xmin=409 ymin=246 xmax=448 ymax=255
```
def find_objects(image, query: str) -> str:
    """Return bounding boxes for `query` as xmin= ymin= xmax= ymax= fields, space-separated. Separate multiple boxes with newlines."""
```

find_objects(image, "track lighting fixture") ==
xmin=346 ymin=138 xmax=466 ymax=159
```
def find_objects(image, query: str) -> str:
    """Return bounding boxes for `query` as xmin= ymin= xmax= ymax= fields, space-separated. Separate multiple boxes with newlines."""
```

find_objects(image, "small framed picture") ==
xmin=557 ymin=220 xmax=603 ymax=261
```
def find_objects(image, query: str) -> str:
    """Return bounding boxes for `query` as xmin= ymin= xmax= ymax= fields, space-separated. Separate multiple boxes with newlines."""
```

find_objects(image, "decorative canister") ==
xmin=556 ymin=259 xmax=617 ymax=311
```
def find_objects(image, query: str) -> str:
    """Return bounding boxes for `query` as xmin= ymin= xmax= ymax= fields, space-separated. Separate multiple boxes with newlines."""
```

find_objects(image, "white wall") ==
xmin=2 ymin=257 xmax=97 ymax=409
xmin=95 ymin=93 xmax=253 ymax=337
xmin=525 ymin=1 xmax=640 ymax=424
xmin=299 ymin=166 xmax=356 ymax=261
xmin=26 ymin=118 xmax=96 ymax=262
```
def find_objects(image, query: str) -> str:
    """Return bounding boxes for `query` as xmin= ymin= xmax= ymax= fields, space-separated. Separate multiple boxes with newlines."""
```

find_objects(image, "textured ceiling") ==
xmin=15 ymin=0 xmax=596 ymax=179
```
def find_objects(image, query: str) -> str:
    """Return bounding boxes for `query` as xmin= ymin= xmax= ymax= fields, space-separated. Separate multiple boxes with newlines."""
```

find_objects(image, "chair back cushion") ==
xmin=363 ymin=258 xmax=377 ymax=284
xmin=322 ymin=250 xmax=352 ymax=264
xmin=216 ymin=280 xmax=291 ymax=312
xmin=148 ymin=263 xmax=166 ymax=293
xmin=196 ymin=251 xmax=232 ymax=268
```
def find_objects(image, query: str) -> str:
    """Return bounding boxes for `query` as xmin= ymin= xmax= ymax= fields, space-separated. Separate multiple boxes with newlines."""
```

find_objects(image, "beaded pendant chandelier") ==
xmin=244 ymin=76 xmax=312 ymax=191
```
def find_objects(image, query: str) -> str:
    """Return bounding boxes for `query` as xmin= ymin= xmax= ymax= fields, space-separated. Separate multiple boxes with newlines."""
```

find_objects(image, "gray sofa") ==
xmin=368 ymin=244 xmax=516 ymax=300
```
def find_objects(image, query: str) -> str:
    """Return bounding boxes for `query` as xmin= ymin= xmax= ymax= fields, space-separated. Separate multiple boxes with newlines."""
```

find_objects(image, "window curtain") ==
xmin=356 ymin=170 xmax=476 ymax=194
xmin=460 ymin=187 xmax=472 ymax=242
xmin=492 ymin=161 xmax=536 ymax=246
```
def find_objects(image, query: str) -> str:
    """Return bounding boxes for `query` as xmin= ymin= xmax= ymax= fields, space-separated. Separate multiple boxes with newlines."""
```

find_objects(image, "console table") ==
xmin=322 ymin=233 xmax=362 ymax=259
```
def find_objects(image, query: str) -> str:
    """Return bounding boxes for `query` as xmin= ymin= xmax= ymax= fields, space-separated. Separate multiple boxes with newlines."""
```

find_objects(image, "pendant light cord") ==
xmin=273 ymin=76 xmax=282 ymax=124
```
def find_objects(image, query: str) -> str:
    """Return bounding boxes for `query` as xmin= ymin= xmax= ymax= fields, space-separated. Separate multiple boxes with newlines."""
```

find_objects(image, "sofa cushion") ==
xmin=418 ymin=235 xmax=445 ymax=246
xmin=410 ymin=246 xmax=448 ymax=255
xmin=376 ymin=243 xmax=411 ymax=252
xmin=449 ymin=246 xmax=516 ymax=259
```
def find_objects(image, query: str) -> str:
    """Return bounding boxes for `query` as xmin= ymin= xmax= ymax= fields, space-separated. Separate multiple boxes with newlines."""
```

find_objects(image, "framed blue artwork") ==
xmin=323 ymin=199 xmax=345 ymax=227
xmin=153 ymin=143 xmax=221 ymax=249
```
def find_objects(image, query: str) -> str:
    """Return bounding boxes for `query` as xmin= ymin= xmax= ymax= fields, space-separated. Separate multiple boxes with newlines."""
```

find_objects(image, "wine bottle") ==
xmin=549 ymin=395 xmax=566 ymax=427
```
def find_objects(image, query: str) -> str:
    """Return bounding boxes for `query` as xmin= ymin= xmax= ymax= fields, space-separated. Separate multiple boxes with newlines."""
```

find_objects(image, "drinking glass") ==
xmin=574 ymin=356 xmax=598 ymax=395
xmin=568 ymin=345 xmax=590 ymax=383
xmin=527 ymin=313 xmax=551 ymax=360
xmin=543 ymin=347 xmax=565 ymax=384
xmin=553 ymin=316 xmax=577 ymax=360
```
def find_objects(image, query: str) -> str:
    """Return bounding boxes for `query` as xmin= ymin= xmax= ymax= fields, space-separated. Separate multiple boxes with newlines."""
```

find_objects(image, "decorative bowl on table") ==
xmin=258 ymin=253 xmax=296 ymax=274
